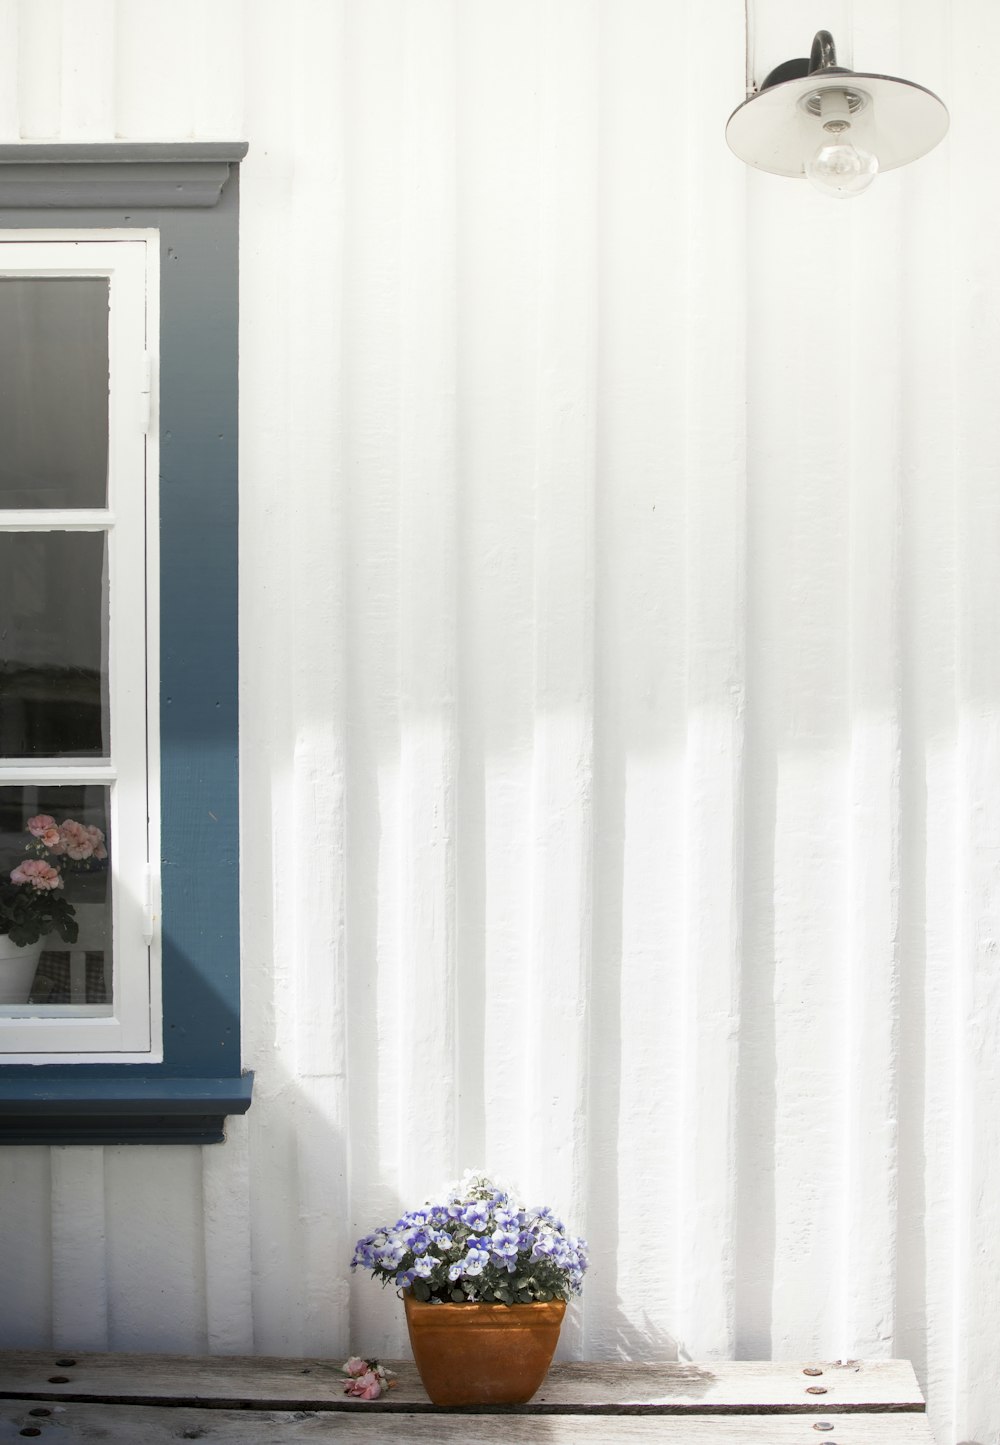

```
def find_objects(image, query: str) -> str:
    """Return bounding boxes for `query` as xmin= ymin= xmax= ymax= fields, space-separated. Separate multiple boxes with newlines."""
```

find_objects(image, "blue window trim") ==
xmin=0 ymin=144 xmax=252 ymax=1144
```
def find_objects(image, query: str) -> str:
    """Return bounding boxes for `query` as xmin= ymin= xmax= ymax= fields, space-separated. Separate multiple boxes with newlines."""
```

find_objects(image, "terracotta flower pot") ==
xmin=403 ymin=1291 xmax=566 ymax=1406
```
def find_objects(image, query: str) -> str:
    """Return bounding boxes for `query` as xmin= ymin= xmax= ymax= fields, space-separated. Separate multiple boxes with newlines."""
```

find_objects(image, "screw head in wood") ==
xmin=803 ymin=1366 xmax=824 ymax=1376
xmin=806 ymin=1386 xmax=828 ymax=1394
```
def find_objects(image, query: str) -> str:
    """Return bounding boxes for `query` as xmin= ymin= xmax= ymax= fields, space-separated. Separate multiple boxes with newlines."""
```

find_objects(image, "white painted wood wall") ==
xmin=0 ymin=2 xmax=994 ymax=1441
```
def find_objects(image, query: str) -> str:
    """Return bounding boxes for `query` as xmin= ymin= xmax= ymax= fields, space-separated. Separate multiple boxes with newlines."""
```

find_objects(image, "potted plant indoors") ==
xmin=351 ymin=1171 xmax=588 ymax=1406
xmin=0 ymin=814 xmax=106 ymax=1004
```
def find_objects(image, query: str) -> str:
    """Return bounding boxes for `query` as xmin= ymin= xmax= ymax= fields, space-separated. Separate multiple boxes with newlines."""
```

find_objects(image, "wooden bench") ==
xmin=0 ymin=1351 xmax=936 ymax=1441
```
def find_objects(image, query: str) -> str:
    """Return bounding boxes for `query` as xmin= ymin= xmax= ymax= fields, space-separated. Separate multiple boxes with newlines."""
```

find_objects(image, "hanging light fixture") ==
xmin=725 ymin=30 xmax=948 ymax=198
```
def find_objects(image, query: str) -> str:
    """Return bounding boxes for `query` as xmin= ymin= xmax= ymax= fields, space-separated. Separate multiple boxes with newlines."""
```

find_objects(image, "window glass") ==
xmin=0 ymin=531 xmax=109 ymax=758
xmin=0 ymin=277 xmax=109 ymax=510
xmin=0 ymin=784 xmax=112 ymax=1010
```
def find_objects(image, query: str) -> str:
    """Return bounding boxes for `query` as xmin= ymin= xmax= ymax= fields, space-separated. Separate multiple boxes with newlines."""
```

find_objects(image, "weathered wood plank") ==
xmin=0 ymin=1354 xmax=924 ymax=1413
xmin=0 ymin=1399 xmax=939 ymax=1443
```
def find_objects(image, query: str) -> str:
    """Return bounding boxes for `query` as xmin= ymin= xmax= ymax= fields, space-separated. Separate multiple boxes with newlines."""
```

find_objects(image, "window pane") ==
xmin=0 ymin=785 xmax=112 ymax=1008
xmin=0 ymin=278 xmax=109 ymax=509
xmin=0 ymin=531 xmax=110 ymax=758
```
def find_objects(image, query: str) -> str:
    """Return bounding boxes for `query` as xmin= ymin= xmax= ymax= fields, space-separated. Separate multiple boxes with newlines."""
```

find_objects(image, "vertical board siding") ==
xmin=524 ymin=0 xmax=598 ymax=1363
xmin=0 ymin=1147 xmax=51 ymax=1345
xmin=676 ymin=0 xmax=747 ymax=1362
xmin=453 ymin=0 xmax=538 ymax=1187
xmin=340 ymin=0 xmax=407 ymax=1362
xmin=58 ymin=0 xmax=114 ymax=138
xmin=0 ymin=2 xmax=18 ymax=141
xmin=238 ymin=0 xmax=301 ymax=1364
xmin=103 ymin=1148 xmax=206 ymax=1353
xmin=950 ymin=5 xmax=1000 ymax=1440
xmin=589 ymin=0 xmax=688 ymax=1363
xmin=202 ymin=1114 xmax=254 ymax=1354
xmin=396 ymin=0 xmax=460 ymax=1210
xmin=284 ymin=0 xmax=350 ymax=1364
xmin=50 ymin=1148 xmax=108 ymax=1350
xmin=890 ymin=0 xmax=954 ymax=1422
xmin=0 ymin=3 xmax=995 ymax=1443
xmin=16 ymin=0 xmax=60 ymax=139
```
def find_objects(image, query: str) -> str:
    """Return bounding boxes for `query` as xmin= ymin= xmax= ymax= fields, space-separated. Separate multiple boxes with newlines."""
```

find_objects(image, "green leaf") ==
xmin=450 ymin=1288 xmax=465 ymax=1302
xmin=413 ymin=1279 xmax=431 ymax=1302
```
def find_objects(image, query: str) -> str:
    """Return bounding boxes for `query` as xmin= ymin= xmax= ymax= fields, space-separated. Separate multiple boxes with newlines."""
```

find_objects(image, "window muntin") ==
xmin=0 ymin=236 xmax=158 ymax=1060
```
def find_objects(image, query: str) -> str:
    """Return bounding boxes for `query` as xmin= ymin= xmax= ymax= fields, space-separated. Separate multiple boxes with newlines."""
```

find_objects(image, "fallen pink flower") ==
xmin=344 ymin=1370 xmax=382 ymax=1400
xmin=340 ymin=1357 xmax=395 ymax=1402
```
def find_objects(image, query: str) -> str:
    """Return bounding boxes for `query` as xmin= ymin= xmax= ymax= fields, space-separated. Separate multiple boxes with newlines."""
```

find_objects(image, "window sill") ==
xmin=0 ymin=1072 xmax=253 ymax=1144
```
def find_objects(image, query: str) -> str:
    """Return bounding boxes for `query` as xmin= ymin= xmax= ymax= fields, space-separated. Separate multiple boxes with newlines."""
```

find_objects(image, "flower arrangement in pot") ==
xmin=0 ymin=814 xmax=107 ymax=1003
xmin=351 ymin=1171 xmax=587 ymax=1406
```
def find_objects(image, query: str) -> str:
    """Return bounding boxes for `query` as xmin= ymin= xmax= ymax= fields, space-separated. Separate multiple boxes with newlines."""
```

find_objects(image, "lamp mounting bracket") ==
xmin=760 ymin=29 xmax=852 ymax=93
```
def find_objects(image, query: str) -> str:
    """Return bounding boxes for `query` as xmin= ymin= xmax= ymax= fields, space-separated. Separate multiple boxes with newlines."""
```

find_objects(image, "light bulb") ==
xmin=804 ymin=97 xmax=879 ymax=198
xmin=806 ymin=137 xmax=879 ymax=197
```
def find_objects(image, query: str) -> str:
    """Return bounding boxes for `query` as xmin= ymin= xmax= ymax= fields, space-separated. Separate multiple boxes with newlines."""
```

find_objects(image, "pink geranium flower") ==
xmin=26 ymin=815 xmax=61 ymax=848
xmin=343 ymin=1358 xmax=369 ymax=1378
xmin=54 ymin=819 xmax=97 ymax=860
xmin=11 ymin=859 xmax=63 ymax=891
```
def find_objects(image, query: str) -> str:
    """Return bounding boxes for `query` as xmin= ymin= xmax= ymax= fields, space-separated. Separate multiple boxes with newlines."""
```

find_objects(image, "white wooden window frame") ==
xmin=0 ymin=232 xmax=161 ymax=1061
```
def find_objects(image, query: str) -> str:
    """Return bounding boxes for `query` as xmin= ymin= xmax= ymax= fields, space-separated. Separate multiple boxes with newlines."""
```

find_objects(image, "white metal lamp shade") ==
xmin=726 ymin=31 xmax=948 ymax=195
